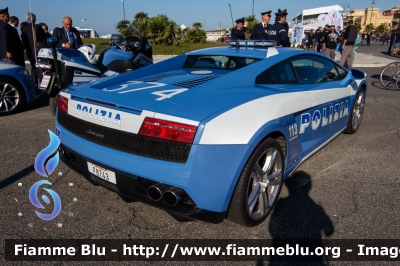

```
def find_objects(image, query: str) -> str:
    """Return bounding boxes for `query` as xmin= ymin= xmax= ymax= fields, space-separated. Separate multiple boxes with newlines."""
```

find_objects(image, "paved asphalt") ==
xmin=1 ymin=42 xmax=399 ymax=265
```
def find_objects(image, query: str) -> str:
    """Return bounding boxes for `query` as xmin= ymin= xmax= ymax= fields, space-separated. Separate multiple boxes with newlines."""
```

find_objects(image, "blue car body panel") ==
xmin=55 ymin=44 xmax=367 ymax=222
xmin=0 ymin=62 xmax=37 ymax=103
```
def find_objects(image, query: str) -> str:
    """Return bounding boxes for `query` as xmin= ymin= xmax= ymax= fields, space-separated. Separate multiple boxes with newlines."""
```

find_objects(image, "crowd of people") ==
xmin=231 ymin=8 xmax=360 ymax=69
xmin=0 ymin=6 xmax=83 ymax=83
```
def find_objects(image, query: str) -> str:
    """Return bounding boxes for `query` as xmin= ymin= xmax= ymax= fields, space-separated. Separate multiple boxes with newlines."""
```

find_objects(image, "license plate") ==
xmin=40 ymin=75 xmax=51 ymax=89
xmin=87 ymin=162 xmax=116 ymax=184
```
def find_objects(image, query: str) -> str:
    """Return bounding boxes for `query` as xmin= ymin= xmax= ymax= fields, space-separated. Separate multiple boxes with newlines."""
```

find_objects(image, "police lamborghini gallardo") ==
xmin=55 ymin=40 xmax=367 ymax=226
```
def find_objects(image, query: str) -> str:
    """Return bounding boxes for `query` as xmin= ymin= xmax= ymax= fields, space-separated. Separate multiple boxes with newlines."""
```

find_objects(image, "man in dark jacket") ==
xmin=21 ymin=12 xmax=46 ymax=67
xmin=0 ymin=8 xmax=25 ymax=67
xmin=9 ymin=16 xmax=25 ymax=67
xmin=320 ymin=24 xmax=330 ymax=52
xmin=266 ymin=9 xmax=290 ymax=47
xmin=231 ymin=17 xmax=247 ymax=40
xmin=388 ymin=30 xmax=395 ymax=55
xmin=39 ymin=22 xmax=52 ymax=39
xmin=339 ymin=20 xmax=358 ymax=69
xmin=52 ymin=16 xmax=82 ymax=49
xmin=21 ymin=12 xmax=46 ymax=85
xmin=250 ymin=11 xmax=271 ymax=40
xmin=323 ymin=25 xmax=338 ymax=60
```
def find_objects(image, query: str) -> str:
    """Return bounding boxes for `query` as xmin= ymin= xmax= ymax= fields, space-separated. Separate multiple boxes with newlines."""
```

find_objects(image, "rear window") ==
xmin=183 ymin=55 xmax=260 ymax=71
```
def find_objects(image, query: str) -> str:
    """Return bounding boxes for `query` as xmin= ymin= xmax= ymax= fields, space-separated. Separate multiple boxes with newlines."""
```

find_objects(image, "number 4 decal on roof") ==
xmin=152 ymin=88 xmax=188 ymax=101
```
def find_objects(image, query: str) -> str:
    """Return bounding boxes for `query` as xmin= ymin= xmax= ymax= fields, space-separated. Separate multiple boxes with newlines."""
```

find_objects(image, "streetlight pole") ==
xmin=122 ymin=0 xmax=125 ymax=20
xmin=370 ymin=0 xmax=375 ymax=25
xmin=252 ymin=0 xmax=254 ymax=16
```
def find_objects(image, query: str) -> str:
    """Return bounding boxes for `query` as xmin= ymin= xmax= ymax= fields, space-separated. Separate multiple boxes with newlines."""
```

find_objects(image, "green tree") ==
xmin=192 ymin=22 xmax=202 ymax=30
xmin=244 ymin=14 xmax=259 ymax=39
xmin=132 ymin=12 xmax=150 ymax=36
xmin=365 ymin=23 xmax=374 ymax=32
xmin=354 ymin=22 xmax=362 ymax=32
xmin=148 ymin=14 xmax=170 ymax=44
xmin=134 ymin=12 xmax=149 ymax=22
xmin=375 ymin=23 xmax=390 ymax=33
xmin=374 ymin=24 xmax=387 ymax=34
xmin=185 ymin=28 xmax=207 ymax=43
xmin=116 ymin=19 xmax=131 ymax=30
xmin=116 ymin=19 xmax=135 ymax=37
xmin=148 ymin=14 xmax=179 ymax=45
xmin=117 ymin=13 xmax=181 ymax=44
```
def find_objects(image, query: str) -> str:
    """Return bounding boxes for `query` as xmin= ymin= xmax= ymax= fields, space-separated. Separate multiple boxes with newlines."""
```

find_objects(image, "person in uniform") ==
xmin=266 ymin=9 xmax=290 ymax=47
xmin=231 ymin=17 xmax=247 ymax=40
xmin=0 ymin=7 xmax=25 ymax=67
xmin=250 ymin=11 xmax=271 ymax=40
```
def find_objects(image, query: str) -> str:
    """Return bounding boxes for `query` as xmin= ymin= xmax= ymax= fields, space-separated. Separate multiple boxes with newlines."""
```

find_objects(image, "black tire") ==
xmin=49 ymin=94 xmax=58 ymax=116
xmin=380 ymin=62 xmax=400 ymax=90
xmin=228 ymin=138 xmax=284 ymax=227
xmin=0 ymin=78 xmax=26 ymax=116
xmin=344 ymin=89 xmax=365 ymax=134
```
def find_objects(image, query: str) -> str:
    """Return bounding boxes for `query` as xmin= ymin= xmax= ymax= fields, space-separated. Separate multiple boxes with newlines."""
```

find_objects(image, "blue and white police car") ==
xmin=55 ymin=40 xmax=367 ymax=226
xmin=0 ymin=62 xmax=37 ymax=115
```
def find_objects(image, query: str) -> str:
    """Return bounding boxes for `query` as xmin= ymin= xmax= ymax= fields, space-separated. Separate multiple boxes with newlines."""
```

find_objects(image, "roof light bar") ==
xmin=227 ymin=40 xmax=277 ymax=47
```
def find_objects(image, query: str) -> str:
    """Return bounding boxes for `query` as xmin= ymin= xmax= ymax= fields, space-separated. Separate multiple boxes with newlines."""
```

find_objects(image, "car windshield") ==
xmin=183 ymin=55 xmax=260 ymax=71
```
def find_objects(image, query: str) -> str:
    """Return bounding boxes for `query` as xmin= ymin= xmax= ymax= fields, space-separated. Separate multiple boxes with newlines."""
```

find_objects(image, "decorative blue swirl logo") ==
xmin=34 ymin=130 xmax=60 ymax=177
xmin=29 ymin=180 xmax=62 ymax=220
xmin=30 ymin=130 xmax=62 ymax=221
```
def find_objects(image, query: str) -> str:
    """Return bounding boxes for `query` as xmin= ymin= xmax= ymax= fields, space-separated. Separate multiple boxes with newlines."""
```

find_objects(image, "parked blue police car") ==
xmin=0 ymin=62 xmax=37 ymax=115
xmin=55 ymin=40 xmax=367 ymax=226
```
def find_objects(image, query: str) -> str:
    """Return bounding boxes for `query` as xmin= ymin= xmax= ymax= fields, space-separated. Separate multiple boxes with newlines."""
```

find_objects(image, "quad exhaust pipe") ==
xmin=147 ymin=184 xmax=170 ymax=201
xmin=147 ymin=184 xmax=188 ymax=206
xmin=163 ymin=188 xmax=187 ymax=206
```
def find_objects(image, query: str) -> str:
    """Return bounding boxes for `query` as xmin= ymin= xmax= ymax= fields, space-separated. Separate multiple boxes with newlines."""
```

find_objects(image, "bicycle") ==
xmin=380 ymin=62 xmax=400 ymax=90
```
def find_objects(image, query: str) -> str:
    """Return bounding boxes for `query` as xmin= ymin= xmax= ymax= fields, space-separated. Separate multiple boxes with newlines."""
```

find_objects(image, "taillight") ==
xmin=57 ymin=95 xmax=68 ymax=113
xmin=139 ymin=117 xmax=197 ymax=144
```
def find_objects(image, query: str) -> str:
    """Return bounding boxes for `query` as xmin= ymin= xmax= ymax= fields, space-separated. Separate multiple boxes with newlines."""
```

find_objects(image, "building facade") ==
xmin=206 ymin=28 xmax=230 ymax=42
xmin=343 ymin=7 xmax=393 ymax=31
xmin=382 ymin=6 xmax=400 ymax=30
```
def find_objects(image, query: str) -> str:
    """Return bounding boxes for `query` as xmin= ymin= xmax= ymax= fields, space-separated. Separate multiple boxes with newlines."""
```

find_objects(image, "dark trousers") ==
xmin=388 ymin=42 xmax=393 ymax=55
xmin=12 ymin=56 xmax=25 ymax=67
xmin=317 ymin=42 xmax=322 ymax=52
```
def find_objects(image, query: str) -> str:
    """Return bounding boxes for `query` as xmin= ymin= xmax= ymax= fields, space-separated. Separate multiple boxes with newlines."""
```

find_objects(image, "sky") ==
xmin=4 ymin=0 xmax=394 ymax=36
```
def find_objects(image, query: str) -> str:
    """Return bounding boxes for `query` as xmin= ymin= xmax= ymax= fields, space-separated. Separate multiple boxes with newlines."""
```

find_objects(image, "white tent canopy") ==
xmin=302 ymin=5 xmax=344 ymax=16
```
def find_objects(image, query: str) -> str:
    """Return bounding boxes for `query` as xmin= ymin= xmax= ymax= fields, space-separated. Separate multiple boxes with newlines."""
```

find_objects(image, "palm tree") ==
xmin=134 ymin=12 xmax=149 ymax=23
xmin=132 ymin=12 xmax=150 ymax=36
xmin=244 ymin=14 xmax=259 ymax=39
xmin=192 ymin=22 xmax=202 ymax=30
xmin=116 ymin=19 xmax=131 ymax=30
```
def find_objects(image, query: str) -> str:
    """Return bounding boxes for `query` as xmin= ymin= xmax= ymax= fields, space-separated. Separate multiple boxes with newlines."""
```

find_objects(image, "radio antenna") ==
xmin=229 ymin=3 xmax=239 ymax=49
xmin=229 ymin=3 xmax=235 ymax=28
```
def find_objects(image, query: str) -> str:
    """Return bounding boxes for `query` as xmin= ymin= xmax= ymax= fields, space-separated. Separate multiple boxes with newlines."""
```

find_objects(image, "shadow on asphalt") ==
xmin=267 ymin=171 xmax=334 ymax=265
xmin=370 ymin=74 xmax=389 ymax=90
xmin=0 ymin=164 xmax=34 ymax=190
xmin=15 ymin=93 xmax=50 ymax=116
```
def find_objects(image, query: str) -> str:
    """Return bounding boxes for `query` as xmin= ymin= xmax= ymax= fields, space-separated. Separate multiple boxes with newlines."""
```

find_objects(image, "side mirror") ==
xmin=349 ymin=68 xmax=366 ymax=79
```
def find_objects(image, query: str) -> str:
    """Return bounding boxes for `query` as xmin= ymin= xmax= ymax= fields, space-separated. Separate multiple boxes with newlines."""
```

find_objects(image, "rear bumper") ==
xmin=59 ymin=144 xmax=227 ymax=224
